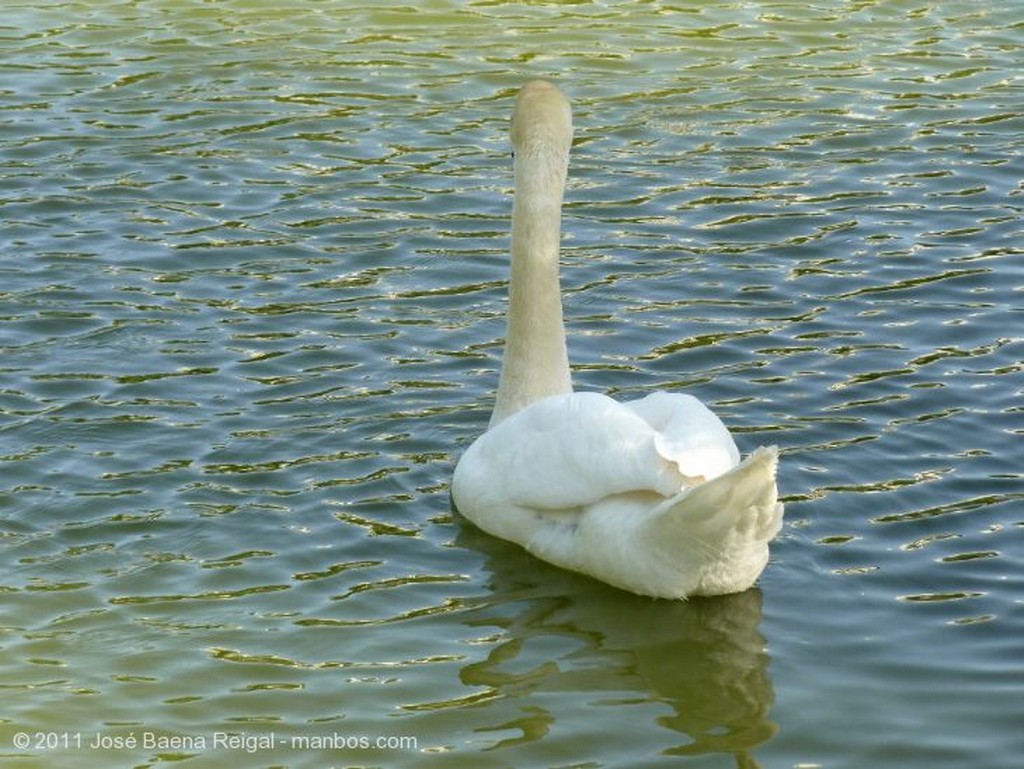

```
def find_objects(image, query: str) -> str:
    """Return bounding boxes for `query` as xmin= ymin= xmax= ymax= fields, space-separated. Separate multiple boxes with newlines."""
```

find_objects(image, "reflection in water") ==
xmin=450 ymin=526 xmax=776 ymax=766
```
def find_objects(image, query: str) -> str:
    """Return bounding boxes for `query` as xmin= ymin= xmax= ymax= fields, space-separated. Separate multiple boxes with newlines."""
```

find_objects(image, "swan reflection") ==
xmin=451 ymin=530 xmax=777 ymax=765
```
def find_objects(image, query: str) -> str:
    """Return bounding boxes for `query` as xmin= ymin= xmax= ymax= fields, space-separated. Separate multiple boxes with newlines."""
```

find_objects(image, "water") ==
xmin=1 ymin=1 xmax=1022 ymax=767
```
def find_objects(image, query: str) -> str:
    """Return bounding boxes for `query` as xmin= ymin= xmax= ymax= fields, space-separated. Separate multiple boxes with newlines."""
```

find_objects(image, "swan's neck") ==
xmin=490 ymin=149 xmax=572 ymax=427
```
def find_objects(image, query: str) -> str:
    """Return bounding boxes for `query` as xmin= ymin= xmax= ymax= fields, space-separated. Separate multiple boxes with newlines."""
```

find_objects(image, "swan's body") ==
xmin=451 ymin=81 xmax=782 ymax=599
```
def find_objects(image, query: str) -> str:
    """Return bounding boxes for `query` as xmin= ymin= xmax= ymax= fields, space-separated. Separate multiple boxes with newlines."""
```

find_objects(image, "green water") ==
xmin=1 ymin=1 xmax=1022 ymax=767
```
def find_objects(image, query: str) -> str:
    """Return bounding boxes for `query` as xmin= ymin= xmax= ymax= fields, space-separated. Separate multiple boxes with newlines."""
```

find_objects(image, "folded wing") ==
xmin=452 ymin=390 xmax=741 ymax=524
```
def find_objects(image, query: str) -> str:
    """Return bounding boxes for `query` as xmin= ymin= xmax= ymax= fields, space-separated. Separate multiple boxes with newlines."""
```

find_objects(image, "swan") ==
xmin=451 ymin=80 xmax=783 ymax=599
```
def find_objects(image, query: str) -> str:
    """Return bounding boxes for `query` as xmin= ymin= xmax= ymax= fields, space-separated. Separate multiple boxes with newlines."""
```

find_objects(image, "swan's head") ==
xmin=511 ymin=80 xmax=573 ymax=161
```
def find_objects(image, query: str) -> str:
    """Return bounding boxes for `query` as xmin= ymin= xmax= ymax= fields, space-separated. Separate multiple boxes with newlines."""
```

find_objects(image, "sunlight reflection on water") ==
xmin=1 ymin=1 xmax=1022 ymax=767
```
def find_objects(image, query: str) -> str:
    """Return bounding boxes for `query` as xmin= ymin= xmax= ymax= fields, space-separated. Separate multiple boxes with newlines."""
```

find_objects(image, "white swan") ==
xmin=452 ymin=80 xmax=783 ymax=599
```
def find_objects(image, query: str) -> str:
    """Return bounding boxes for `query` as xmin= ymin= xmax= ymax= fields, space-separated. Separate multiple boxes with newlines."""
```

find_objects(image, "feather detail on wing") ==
xmin=623 ymin=391 xmax=740 ymax=484
xmin=452 ymin=391 xmax=741 ymax=526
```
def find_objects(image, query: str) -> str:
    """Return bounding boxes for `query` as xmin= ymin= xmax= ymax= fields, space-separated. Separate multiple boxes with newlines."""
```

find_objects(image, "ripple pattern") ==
xmin=1 ymin=2 xmax=1022 ymax=768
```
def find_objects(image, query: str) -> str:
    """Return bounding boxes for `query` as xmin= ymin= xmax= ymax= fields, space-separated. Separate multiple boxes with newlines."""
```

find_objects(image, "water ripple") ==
xmin=2 ymin=1 xmax=1022 ymax=767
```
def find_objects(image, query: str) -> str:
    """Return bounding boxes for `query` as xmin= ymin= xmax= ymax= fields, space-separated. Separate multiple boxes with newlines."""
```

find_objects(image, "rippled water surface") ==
xmin=2 ymin=1 xmax=1022 ymax=767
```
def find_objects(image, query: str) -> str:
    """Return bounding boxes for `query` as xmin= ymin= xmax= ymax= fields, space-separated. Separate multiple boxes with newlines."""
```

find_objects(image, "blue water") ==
xmin=1 ymin=1 xmax=1022 ymax=767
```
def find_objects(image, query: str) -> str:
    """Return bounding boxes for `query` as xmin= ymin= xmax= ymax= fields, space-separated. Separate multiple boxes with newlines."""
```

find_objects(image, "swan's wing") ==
xmin=453 ymin=391 xmax=737 ymax=519
xmin=644 ymin=445 xmax=783 ymax=596
xmin=649 ymin=445 xmax=781 ymax=542
xmin=623 ymin=391 xmax=740 ymax=483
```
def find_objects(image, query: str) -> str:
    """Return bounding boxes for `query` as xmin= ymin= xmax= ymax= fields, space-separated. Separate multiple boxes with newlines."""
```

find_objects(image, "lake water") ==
xmin=1 ymin=1 xmax=1021 ymax=767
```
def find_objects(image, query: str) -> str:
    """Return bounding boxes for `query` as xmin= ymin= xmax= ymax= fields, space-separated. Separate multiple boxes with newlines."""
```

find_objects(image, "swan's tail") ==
xmin=644 ymin=446 xmax=783 ymax=596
